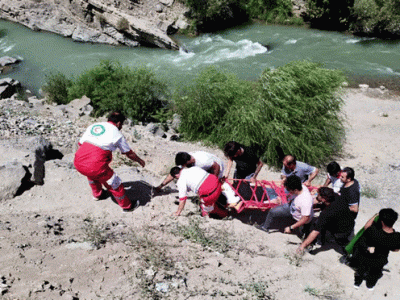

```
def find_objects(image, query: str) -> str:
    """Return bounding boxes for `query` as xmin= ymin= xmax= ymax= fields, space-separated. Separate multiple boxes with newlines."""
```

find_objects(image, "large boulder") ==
xmin=0 ymin=78 xmax=21 ymax=99
xmin=0 ymin=0 xmax=182 ymax=49
xmin=0 ymin=56 xmax=21 ymax=68
xmin=0 ymin=162 xmax=27 ymax=201
xmin=0 ymin=136 xmax=62 ymax=187
xmin=55 ymin=95 xmax=93 ymax=119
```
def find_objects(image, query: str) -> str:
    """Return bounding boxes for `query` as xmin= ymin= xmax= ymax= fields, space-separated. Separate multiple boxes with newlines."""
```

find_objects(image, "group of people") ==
xmin=73 ymin=111 xmax=399 ymax=291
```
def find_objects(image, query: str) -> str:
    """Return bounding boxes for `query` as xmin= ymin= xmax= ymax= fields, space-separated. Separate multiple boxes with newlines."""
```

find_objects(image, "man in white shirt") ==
xmin=74 ymin=112 xmax=145 ymax=212
xmin=170 ymin=166 xmax=239 ymax=217
xmin=156 ymin=151 xmax=225 ymax=191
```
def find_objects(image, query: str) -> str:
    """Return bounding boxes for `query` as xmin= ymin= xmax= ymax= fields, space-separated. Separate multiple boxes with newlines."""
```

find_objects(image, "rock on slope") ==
xmin=0 ymin=0 xmax=189 ymax=49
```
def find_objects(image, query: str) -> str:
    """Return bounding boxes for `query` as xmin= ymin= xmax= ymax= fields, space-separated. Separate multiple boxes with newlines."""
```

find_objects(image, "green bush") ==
xmin=184 ymin=0 xmax=248 ymax=32
xmin=68 ymin=60 xmax=168 ymax=123
xmin=42 ymin=72 xmax=72 ymax=105
xmin=116 ymin=17 xmax=130 ymax=31
xmin=256 ymin=61 xmax=345 ymax=166
xmin=175 ymin=61 xmax=346 ymax=167
xmin=304 ymin=0 xmax=354 ymax=31
xmin=182 ymin=0 xmax=301 ymax=31
xmin=174 ymin=66 xmax=258 ymax=143
xmin=350 ymin=0 xmax=400 ymax=38
xmin=43 ymin=60 xmax=169 ymax=123
xmin=246 ymin=0 xmax=296 ymax=25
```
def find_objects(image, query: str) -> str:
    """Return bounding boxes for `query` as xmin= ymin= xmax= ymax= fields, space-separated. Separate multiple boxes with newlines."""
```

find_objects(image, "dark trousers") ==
xmin=354 ymin=263 xmax=383 ymax=288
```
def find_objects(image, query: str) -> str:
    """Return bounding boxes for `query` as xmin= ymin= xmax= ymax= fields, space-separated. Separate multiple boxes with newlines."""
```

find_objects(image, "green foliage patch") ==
xmin=304 ymin=0 xmax=354 ymax=31
xmin=44 ymin=59 xmax=345 ymax=167
xmin=175 ymin=61 xmax=345 ymax=167
xmin=42 ymin=72 xmax=72 ymax=105
xmin=44 ymin=60 xmax=168 ymax=123
xmin=350 ymin=0 xmax=400 ymax=38
xmin=181 ymin=0 xmax=300 ymax=33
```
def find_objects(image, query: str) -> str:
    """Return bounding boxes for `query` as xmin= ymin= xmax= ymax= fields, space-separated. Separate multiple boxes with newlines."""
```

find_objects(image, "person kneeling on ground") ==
xmin=352 ymin=208 xmax=400 ymax=291
xmin=74 ymin=111 xmax=145 ymax=212
xmin=258 ymin=175 xmax=314 ymax=235
xmin=297 ymin=187 xmax=355 ymax=254
xmin=170 ymin=166 xmax=240 ymax=217
xmin=156 ymin=151 xmax=224 ymax=192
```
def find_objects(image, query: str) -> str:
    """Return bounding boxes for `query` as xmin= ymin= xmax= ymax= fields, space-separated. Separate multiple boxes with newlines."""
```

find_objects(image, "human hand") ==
xmin=154 ymin=185 xmax=163 ymax=193
xmin=304 ymin=180 xmax=311 ymax=187
xmin=296 ymin=246 xmax=305 ymax=255
xmin=284 ymin=226 xmax=292 ymax=234
xmin=249 ymin=177 xmax=257 ymax=185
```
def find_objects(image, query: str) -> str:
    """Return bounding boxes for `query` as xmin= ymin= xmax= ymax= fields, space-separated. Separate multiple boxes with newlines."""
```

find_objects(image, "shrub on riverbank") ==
xmin=245 ymin=0 xmax=301 ymax=25
xmin=174 ymin=66 xmax=258 ymax=142
xmin=42 ymin=72 xmax=72 ymax=105
xmin=304 ymin=0 xmax=354 ymax=31
xmin=44 ymin=60 xmax=168 ymax=123
xmin=304 ymin=0 xmax=400 ymax=38
xmin=175 ymin=61 xmax=345 ymax=167
xmin=350 ymin=0 xmax=400 ymax=38
xmin=180 ymin=0 xmax=299 ymax=33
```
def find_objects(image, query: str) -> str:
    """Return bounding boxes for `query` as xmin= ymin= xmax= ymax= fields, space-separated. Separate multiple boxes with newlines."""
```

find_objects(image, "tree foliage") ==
xmin=182 ymin=0 xmax=299 ymax=33
xmin=175 ymin=62 xmax=346 ymax=167
xmin=184 ymin=0 xmax=248 ymax=32
xmin=45 ymin=60 xmax=168 ymax=123
xmin=42 ymin=72 xmax=72 ymax=105
xmin=304 ymin=0 xmax=354 ymax=31
xmin=350 ymin=0 xmax=400 ymax=38
xmin=245 ymin=0 xmax=295 ymax=24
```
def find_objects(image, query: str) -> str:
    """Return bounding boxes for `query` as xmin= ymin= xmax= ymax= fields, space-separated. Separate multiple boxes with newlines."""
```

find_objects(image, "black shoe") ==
xmin=122 ymin=200 xmax=139 ymax=213
xmin=354 ymin=277 xmax=363 ymax=288
xmin=254 ymin=224 xmax=270 ymax=233
xmin=339 ymin=255 xmax=351 ymax=265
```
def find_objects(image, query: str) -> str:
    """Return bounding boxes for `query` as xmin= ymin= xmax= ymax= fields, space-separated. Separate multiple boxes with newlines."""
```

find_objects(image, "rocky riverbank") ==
xmin=0 ymin=0 xmax=190 ymax=49
xmin=0 ymin=87 xmax=400 ymax=299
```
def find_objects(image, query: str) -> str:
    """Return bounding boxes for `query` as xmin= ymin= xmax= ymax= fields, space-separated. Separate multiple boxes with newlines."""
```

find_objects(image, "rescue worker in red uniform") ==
xmin=74 ymin=111 xmax=145 ymax=211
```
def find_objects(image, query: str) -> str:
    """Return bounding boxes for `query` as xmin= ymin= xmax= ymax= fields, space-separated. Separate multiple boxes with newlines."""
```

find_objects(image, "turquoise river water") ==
xmin=0 ymin=20 xmax=399 ymax=94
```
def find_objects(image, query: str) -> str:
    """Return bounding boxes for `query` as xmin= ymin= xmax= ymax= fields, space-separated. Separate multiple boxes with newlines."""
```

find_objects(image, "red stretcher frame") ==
xmin=223 ymin=178 xmax=318 ymax=214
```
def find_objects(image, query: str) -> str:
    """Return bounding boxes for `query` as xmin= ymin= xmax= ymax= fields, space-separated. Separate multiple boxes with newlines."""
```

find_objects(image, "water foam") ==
xmin=284 ymin=39 xmax=297 ymax=45
xmin=0 ymin=41 xmax=15 ymax=53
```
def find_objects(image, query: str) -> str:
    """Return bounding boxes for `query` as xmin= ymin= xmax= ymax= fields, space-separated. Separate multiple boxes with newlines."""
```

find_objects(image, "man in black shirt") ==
xmin=223 ymin=141 xmax=263 ymax=183
xmin=352 ymin=208 xmax=400 ymax=290
xmin=339 ymin=167 xmax=360 ymax=219
xmin=297 ymin=187 xmax=355 ymax=253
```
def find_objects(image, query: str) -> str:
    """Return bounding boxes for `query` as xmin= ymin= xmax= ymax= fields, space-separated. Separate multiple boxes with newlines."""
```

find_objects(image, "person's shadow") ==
xmin=122 ymin=181 xmax=154 ymax=207
xmin=106 ymin=181 xmax=154 ymax=209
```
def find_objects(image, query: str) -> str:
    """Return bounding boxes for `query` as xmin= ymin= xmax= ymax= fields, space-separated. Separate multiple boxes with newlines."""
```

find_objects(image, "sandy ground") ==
xmin=0 ymin=88 xmax=400 ymax=299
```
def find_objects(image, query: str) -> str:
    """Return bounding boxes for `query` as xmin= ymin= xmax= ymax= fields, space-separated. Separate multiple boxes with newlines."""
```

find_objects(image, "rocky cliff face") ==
xmin=0 ymin=0 xmax=189 ymax=49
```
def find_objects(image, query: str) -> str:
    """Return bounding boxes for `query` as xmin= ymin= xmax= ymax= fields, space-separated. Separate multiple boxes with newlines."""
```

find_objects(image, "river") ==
xmin=0 ymin=20 xmax=399 ymax=94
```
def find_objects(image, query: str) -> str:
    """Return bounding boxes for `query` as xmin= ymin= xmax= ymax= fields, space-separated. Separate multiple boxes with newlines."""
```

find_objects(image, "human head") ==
xmin=284 ymin=175 xmax=302 ymax=193
xmin=175 ymin=152 xmax=192 ymax=166
xmin=170 ymin=166 xmax=182 ymax=179
xmin=317 ymin=187 xmax=335 ymax=204
xmin=108 ymin=111 xmax=126 ymax=130
xmin=327 ymin=161 xmax=341 ymax=177
xmin=283 ymin=155 xmax=297 ymax=171
xmin=224 ymin=141 xmax=242 ymax=158
xmin=340 ymin=167 xmax=355 ymax=183
xmin=379 ymin=208 xmax=398 ymax=228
